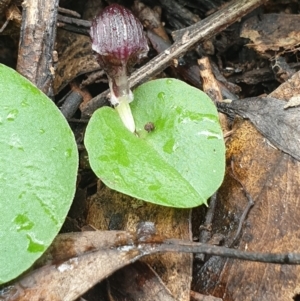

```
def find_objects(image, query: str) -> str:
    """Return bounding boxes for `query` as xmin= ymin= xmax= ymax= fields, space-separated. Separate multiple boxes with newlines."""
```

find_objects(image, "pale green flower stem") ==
xmin=108 ymin=72 xmax=136 ymax=133
xmin=114 ymin=95 xmax=135 ymax=133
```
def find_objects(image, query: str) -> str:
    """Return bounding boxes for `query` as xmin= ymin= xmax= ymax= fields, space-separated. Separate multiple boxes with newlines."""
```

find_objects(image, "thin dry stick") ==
xmin=58 ymin=7 xmax=81 ymax=18
xmin=229 ymin=159 xmax=255 ymax=247
xmin=150 ymin=240 xmax=300 ymax=265
xmin=82 ymin=0 xmax=268 ymax=116
xmin=57 ymin=14 xmax=90 ymax=28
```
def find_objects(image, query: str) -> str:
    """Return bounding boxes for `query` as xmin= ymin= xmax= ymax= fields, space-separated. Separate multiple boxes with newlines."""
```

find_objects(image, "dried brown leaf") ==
xmin=195 ymin=73 xmax=300 ymax=301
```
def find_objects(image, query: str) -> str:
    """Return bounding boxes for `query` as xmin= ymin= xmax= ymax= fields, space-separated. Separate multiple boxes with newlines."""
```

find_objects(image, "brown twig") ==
xmin=60 ymin=91 xmax=83 ymax=119
xmin=154 ymin=239 xmax=300 ymax=264
xmin=58 ymin=7 xmax=81 ymax=18
xmin=17 ymin=0 xmax=59 ymax=96
xmin=82 ymin=0 xmax=267 ymax=117
xmin=57 ymin=22 xmax=89 ymax=35
xmin=57 ymin=14 xmax=90 ymax=28
xmin=80 ymin=70 xmax=106 ymax=88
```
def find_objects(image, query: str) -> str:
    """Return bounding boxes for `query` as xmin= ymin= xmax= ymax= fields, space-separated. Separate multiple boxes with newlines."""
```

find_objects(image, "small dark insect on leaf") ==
xmin=144 ymin=122 xmax=155 ymax=132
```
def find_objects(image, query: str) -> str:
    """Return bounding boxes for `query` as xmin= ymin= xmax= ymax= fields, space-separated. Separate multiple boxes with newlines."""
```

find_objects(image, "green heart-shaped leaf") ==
xmin=85 ymin=79 xmax=225 ymax=208
xmin=0 ymin=64 xmax=78 ymax=284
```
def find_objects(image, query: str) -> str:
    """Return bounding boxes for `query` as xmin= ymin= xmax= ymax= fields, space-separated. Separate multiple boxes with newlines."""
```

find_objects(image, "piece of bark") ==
xmin=16 ymin=0 xmax=59 ymax=96
xmin=82 ymin=0 xmax=266 ymax=117
xmin=86 ymin=183 xmax=192 ymax=301
xmin=240 ymin=13 xmax=300 ymax=57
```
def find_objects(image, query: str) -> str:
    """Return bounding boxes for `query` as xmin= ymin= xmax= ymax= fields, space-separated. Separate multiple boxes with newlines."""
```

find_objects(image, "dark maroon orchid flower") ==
xmin=90 ymin=4 xmax=149 ymax=132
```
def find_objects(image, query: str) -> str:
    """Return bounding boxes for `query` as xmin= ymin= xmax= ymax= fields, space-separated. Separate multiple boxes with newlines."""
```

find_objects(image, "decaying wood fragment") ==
xmin=198 ymin=57 xmax=222 ymax=102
